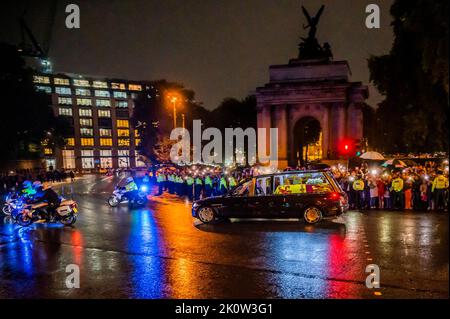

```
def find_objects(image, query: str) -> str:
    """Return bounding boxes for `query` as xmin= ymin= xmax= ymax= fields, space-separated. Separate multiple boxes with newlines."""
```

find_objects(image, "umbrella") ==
xmin=382 ymin=159 xmax=407 ymax=168
xmin=401 ymin=159 xmax=418 ymax=166
xmin=360 ymin=151 xmax=385 ymax=160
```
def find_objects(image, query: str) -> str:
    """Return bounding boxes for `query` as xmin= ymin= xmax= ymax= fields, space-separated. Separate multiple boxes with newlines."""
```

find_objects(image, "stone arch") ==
xmin=292 ymin=115 xmax=323 ymax=166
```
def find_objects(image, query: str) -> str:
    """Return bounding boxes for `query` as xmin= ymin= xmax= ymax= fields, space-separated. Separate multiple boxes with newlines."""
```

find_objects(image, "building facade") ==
xmin=33 ymin=73 xmax=149 ymax=171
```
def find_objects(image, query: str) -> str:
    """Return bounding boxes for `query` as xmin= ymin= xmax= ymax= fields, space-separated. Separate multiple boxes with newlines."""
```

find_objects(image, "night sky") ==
xmin=1 ymin=0 xmax=393 ymax=109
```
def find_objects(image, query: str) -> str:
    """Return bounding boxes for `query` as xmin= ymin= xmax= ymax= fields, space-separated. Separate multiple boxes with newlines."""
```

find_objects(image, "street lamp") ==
xmin=170 ymin=96 xmax=178 ymax=129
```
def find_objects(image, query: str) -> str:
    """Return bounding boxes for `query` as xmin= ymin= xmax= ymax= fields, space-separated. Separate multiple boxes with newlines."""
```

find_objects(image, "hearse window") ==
xmin=231 ymin=180 xmax=252 ymax=197
xmin=255 ymin=176 xmax=272 ymax=196
xmin=273 ymin=172 xmax=333 ymax=195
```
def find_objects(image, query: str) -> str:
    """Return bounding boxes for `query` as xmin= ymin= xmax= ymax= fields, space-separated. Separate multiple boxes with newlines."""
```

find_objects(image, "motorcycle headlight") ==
xmin=192 ymin=202 xmax=199 ymax=208
xmin=140 ymin=185 xmax=148 ymax=192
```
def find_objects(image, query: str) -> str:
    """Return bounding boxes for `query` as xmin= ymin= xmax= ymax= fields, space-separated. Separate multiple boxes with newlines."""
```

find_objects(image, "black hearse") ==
xmin=192 ymin=170 xmax=348 ymax=224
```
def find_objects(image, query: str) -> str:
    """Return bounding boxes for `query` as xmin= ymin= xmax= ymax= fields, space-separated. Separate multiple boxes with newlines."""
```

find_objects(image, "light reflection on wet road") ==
xmin=0 ymin=175 xmax=448 ymax=298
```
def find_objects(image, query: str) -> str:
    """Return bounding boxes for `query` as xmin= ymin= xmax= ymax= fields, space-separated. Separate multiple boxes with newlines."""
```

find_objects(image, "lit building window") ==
xmin=44 ymin=148 xmax=53 ymax=155
xmin=54 ymin=78 xmax=70 ymax=85
xmin=35 ymin=86 xmax=52 ymax=94
xmin=135 ymin=138 xmax=141 ymax=146
xmin=80 ymin=118 xmax=93 ymax=126
xmin=77 ymin=98 xmax=92 ymax=106
xmin=113 ymin=91 xmax=127 ymax=99
xmin=116 ymin=101 xmax=128 ymax=108
xmin=62 ymin=150 xmax=76 ymax=168
xmin=117 ymin=119 xmax=129 ymax=128
xmin=33 ymin=75 xmax=50 ymax=84
xmin=65 ymin=137 xmax=75 ymax=146
xmin=80 ymin=128 xmax=94 ymax=136
xmin=73 ymin=79 xmax=90 ymax=87
xmin=118 ymin=150 xmax=130 ymax=168
xmin=58 ymin=97 xmax=72 ymax=105
xmin=93 ymin=81 xmax=108 ymax=88
xmin=96 ymin=99 xmax=111 ymax=107
xmin=55 ymin=87 xmax=72 ymax=95
xmin=100 ymin=150 xmax=112 ymax=168
xmin=79 ymin=108 xmax=92 ymax=117
xmin=81 ymin=149 xmax=94 ymax=168
xmin=75 ymin=88 xmax=91 ymax=96
xmin=59 ymin=107 xmax=73 ymax=116
xmin=100 ymin=138 xmax=113 ymax=146
xmin=128 ymin=84 xmax=142 ymax=91
xmin=95 ymin=90 xmax=110 ymax=97
xmin=118 ymin=138 xmax=130 ymax=146
xmin=134 ymin=130 xmax=140 ymax=137
xmin=99 ymin=128 xmax=112 ymax=136
xmin=80 ymin=138 xmax=94 ymax=146
xmin=117 ymin=129 xmax=130 ymax=137
xmin=98 ymin=109 xmax=111 ymax=117
xmin=111 ymin=82 xmax=126 ymax=90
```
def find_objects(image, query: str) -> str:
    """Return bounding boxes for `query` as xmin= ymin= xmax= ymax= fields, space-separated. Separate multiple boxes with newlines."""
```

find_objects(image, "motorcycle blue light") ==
xmin=140 ymin=185 xmax=148 ymax=193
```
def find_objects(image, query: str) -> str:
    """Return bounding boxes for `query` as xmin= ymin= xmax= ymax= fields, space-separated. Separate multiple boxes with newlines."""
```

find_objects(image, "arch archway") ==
xmin=293 ymin=116 xmax=322 ymax=167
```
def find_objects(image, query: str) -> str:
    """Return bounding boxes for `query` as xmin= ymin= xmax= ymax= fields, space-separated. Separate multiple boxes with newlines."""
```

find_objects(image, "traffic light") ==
xmin=338 ymin=138 xmax=355 ymax=156
xmin=354 ymin=139 xmax=362 ymax=156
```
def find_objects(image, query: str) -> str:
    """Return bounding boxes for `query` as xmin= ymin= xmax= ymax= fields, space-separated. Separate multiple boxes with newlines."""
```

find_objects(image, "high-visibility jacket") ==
xmin=156 ymin=173 xmax=166 ymax=183
xmin=432 ymin=175 xmax=449 ymax=192
xmin=229 ymin=177 xmax=237 ymax=188
xmin=219 ymin=177 xmax=228 ymax=189
xmin=186 ymin=176 xmax=194 ymax=186
xmin=391 ymin=178 xmax=404 ymax=192
xmin=125 ymin=181 xmax=138 ymax=192
xmin=204 ymin=176 xmax=213 ymax=187
xmin=195 ymin=177 xmax=203 ymax=185
xmin=352 ymin=179 xmax=364 ymax=191
xmin=175 ymin=176 xmax=184 ymax=184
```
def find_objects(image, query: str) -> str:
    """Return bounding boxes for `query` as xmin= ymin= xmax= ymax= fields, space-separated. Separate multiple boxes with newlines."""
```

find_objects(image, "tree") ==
xmin=368 ymin=0 xmax=449 ymax=154
xmin=0 ymin=42 xmax=69 ymax=167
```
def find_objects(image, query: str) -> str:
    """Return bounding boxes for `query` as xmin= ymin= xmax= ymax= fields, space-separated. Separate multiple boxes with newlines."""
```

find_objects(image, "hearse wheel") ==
xmin=303 ymin=206 xmax=322 ymax=224
xmin=197 ymin=206 xmax=216 ymax=224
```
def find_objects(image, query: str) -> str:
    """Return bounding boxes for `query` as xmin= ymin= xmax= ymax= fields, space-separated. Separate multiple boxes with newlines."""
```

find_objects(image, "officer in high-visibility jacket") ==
xmin=229 ymin=175 xmax=237 ymax=189
xmin=204 ymin=174 xmax=213 ymax=198
xmin=219 ymin=175 xmax=228 ymax=195
xmin=352 ymin=174 xmax=365 ymax=210
xmin=175 ymin=174 xmax=184 ymax=196
xmin=194 ymin=175 xmax=203 ymax=200
xmin=391 ymin=173 xmax=404 ymax=210
xmin=432 ymin=170 xmax=448 ymax=210
xmin=156 ymin=171 xmax=166 ymax=195
xmin=185 ymin=175 xmax=194 ymax=200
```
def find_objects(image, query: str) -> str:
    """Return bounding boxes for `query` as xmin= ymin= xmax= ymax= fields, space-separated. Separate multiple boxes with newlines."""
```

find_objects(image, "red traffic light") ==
xmin=338 ymin=138 xmax=355 ymax=155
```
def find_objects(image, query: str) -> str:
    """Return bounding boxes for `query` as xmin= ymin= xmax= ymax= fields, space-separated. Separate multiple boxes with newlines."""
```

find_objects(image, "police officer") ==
xmin=391 ymin=173 xmax=404 ymax=210
xmin=219 ymin=174 xmax=228 ymax=195
xmin=229 ymin=175 xmax=237 ymax=190
xmin=204 ymin=174 xmax=213 ymax=198
xmin=432 ymin=170 xmax=449 ymax=211
xmin=185 ymin=174 xmax=194 ymax=200
xmin=352 ymin=174 xmax=365 ymax=210
xmin=156 ymin=171 xmax=166 ymax=195
xmin=194 ymin=175 xmax=203 ymax=200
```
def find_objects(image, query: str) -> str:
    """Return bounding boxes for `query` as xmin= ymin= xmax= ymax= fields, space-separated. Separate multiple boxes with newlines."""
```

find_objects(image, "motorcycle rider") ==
xmin=33 ymin=182 xmax=61 ymax=222
xmin=21 ymin=180 xmax=36 ymax=199
xmin=122 ymin=176 xmax=138 ymax=203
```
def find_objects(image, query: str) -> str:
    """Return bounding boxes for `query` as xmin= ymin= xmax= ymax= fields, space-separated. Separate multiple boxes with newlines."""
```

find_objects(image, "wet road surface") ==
xmin=0 ymin=175 xmax=448 ymax=298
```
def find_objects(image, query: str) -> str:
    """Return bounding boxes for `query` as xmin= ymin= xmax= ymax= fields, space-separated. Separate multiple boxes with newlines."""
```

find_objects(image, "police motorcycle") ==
xmin=15 ymin=197 xmax=79 ymax=227
xmin=2 ymin=181 xmax=37 ymax=217
xmin=107 ymin=177 xmax=149 ymax=208
xmin=2 ymin=191 xmax=20 ymax=216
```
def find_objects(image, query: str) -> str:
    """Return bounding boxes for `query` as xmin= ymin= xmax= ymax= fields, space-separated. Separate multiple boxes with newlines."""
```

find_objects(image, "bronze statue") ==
xmin=301 ymin=5 xmax=325 ymax=41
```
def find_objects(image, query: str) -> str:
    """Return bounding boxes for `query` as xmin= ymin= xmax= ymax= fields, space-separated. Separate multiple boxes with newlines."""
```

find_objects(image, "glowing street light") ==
xmin=167 ymin=92 xmax=182 ymax=129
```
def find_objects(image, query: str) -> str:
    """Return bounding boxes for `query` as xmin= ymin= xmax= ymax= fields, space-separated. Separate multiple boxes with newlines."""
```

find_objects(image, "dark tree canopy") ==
xmin=368 ymin=0 xmax=449 ymax=154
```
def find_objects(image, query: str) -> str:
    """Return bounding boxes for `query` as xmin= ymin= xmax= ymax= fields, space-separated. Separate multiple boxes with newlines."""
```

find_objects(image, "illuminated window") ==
xmin=98 ymin=110 xmax=111 ymax=117
xmin=111 ymin=82 xmax=126 ymax=90
xmin=117 ymin=119 xmax=129 ymax=128
xmin=100 ymin=138 xmax=113 ymax=146
xmin=113 ymin=91 xmax=127 ymax=99
xmin=96 ymin=99 xmax=111 ymax=107
xmin=100 ymin=150 xmax=112 ymax=168
xmin=81 ymin=150 xmax=94 ymax=168
xmin=59 ymin=108 xmax=73 ymax=116
xmin=36 ymin=86 xmax=51 ymax=94
xmin=80 ymin=118 xmax=93 ymax=126
xmin=75 ymin=88 xmax=91 ymax=96
xmin=79 ymin=109 xmax=92 ymax=117
xmin=55 ymin=87 xmax=71 ymax=95
xmin=118 ymin=138 xmax=130 ymax=146
xmin=95 ymin=90 xmax=110 ymax=97
xmin=65 ymin=138 xmax=75 ymax=146
xmin=44 ymin=148 xmax=53 ymax=155
xmin=135 ymin=138 xmax=141 ymax=146
xmin=73 ymin=79 xmax=90 ymax=87
xmin=33 ymin=75 xmax=50 ymax=84
xmin=117 ymin=129 xmax=130 ymax=137
xmin=99 ymin=128 xmax=112 ymax=136
xmin=134 ymin=130 xmax=139 ymax=137
xmin=77 ymin=98 xmax=92 ymax=106
xmin=58 ymin=97 xmax=72 ymax=105
xmin=54 ymin=78 xmax=70 ymax=85
xmin=62 ymin=150 xmax=75 ymax=169
xmin=118 ymin=150 xmax=130 ymax=168
xmin=80 ymin=138 xmax=94 ymax=146
xmin=128 ymin=84 xmax=142 ymax=91
xmin=116 ymin=101 xmax=128 ymax=108
xmin=80 ymin=128 xmax=93 ymax=136
xmin=93 ymin=81 xmax=108 ymax=88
